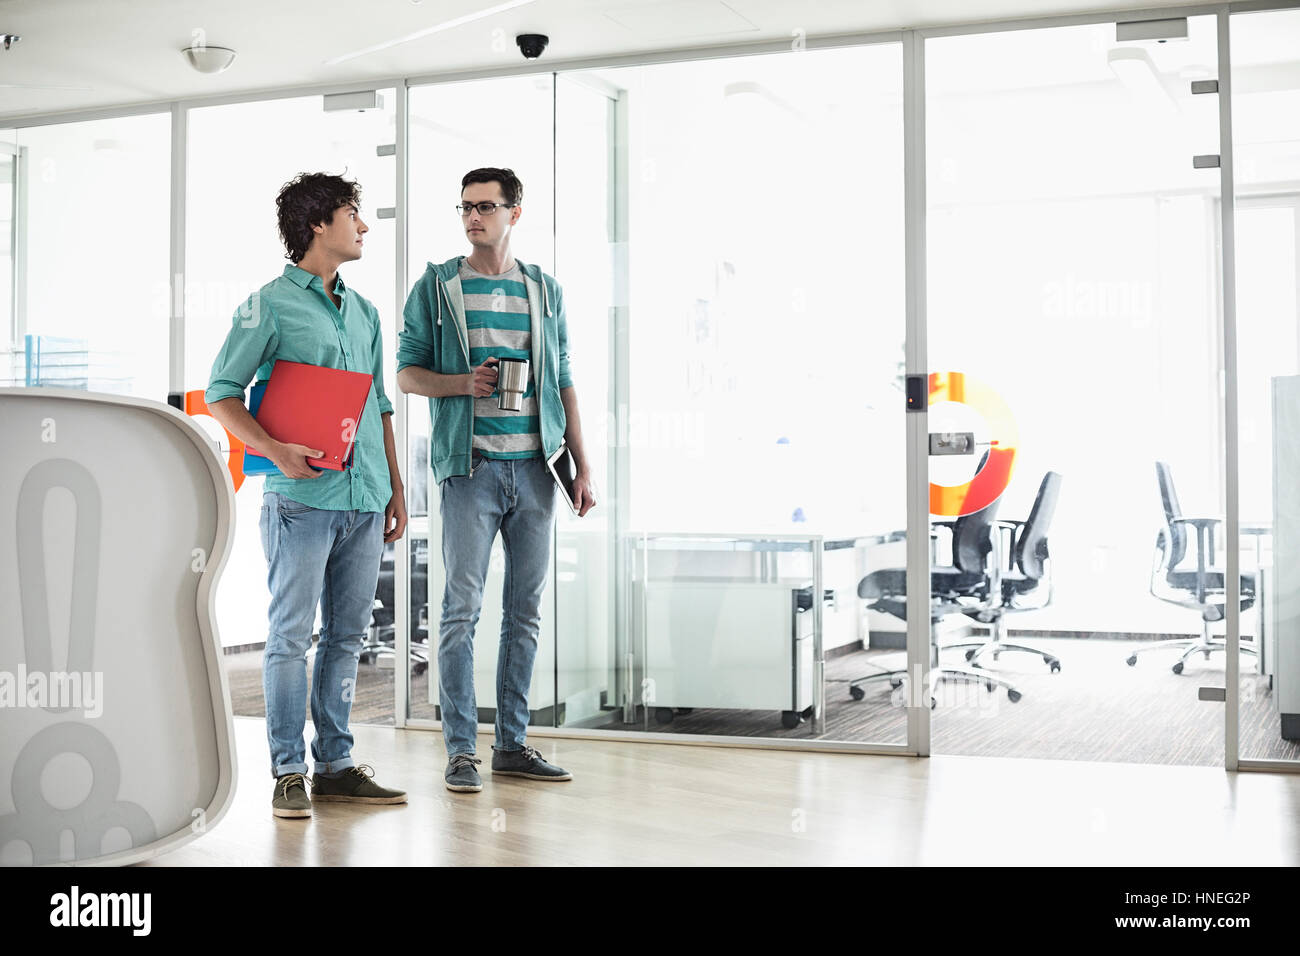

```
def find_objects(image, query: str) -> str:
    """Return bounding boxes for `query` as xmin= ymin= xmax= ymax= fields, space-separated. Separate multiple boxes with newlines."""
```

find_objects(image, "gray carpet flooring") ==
xmin=224 ymin=634 xmax=1300 ymax=767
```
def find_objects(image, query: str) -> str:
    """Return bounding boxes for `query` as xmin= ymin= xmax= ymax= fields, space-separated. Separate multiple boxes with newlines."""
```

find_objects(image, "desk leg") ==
xmin=623 ymin=536 xmax=641 ymax=726
xmin=813 ymin=538 xmax=825 ymax=736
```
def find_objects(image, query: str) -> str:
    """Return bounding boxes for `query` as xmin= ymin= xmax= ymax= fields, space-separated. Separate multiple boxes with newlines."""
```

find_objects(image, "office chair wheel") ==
xmin=1126 ymin=654 xmax=1138 ymax=666
xmin=889 ymin=678 xmax=903 ymax=690
xmin=964 ymin=649 xmax=976 ymax=661
xmin=359 ymin=652 xmax=375 ymax=665
xmin=850 ymin=685 xmax=866 ymax=701
xmin=412 ymin=661 xmax=428 ymax=677
xmin=985 ymin=682 xmax=996 ymax=693
xmin=1172 ymin=662 xmax=1185 ymax=675
xmin=781 ymin=710 xmax=803 ymax=729
xmin=1007 ymin=689 xmax=1022 ymax=703
xmin=1048 ymin=660 xmax=1061 ymax=673
xmin=654 ymin=707 xmax=675 ymax=725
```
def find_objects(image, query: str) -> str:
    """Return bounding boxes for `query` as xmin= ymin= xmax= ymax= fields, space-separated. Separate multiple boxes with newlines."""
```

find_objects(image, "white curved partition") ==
xmin=0 ymin=387 xmax=237 ymax=865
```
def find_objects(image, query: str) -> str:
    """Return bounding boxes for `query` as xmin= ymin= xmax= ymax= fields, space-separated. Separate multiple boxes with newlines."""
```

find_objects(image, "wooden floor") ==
xmin=145 ymin=716 xmax=1300 ymax=866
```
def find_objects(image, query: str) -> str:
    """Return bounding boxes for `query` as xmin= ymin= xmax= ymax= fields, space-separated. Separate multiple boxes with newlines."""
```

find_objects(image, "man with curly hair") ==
xmin=205 ymin=172 xmax=407 ymax=818
xmin=398 ymin=167 xmax=595 ymax=793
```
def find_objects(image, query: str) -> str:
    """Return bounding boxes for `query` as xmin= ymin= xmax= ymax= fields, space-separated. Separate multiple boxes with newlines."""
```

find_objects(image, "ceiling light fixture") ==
xmin=182 ymin=45 xmax=236 ymax=74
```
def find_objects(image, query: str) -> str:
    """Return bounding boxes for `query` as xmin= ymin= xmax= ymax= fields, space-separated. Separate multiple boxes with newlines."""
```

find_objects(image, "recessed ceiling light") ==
xmin=182 ymin=45 xmax=236 ymax=75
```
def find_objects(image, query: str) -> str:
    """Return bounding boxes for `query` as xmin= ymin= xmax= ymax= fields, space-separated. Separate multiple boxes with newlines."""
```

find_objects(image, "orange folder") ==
xmin=245 ymin=360 xmax=373 ymax=472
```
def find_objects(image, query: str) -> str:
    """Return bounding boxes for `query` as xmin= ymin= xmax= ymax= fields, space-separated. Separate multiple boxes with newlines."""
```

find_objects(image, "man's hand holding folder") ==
xmin=266 ymin=441 xmax=329 ymax=479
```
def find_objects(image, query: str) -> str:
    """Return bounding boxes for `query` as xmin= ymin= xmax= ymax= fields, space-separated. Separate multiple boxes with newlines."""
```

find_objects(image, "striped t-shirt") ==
xmin=460 ymin=258 xmax=541 ymax=459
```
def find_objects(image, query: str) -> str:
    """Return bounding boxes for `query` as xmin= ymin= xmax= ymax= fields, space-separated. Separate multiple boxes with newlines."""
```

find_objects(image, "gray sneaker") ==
xmin=272 ymin=772 xmax=311 ymax=818
xmin=491 ymin=745 xmax=572 ymax=781
xmin=310 ymin=764 xmax=407 ymax=805
xmin=445 ymin=753 xmax=483 ymax=792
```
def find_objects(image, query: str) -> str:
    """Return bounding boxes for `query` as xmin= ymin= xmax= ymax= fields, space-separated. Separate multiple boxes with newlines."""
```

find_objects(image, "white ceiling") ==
xmin=0 ymin=0 xmax=1238 ymax=122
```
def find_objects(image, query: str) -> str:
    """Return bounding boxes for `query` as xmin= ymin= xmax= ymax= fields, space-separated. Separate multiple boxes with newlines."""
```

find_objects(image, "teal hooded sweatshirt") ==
xmin=397 ymin=256 xmax=572 ymax=484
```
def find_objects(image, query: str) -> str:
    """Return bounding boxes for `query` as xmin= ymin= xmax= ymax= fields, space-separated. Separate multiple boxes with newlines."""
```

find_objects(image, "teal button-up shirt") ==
xmin=205 ymin=264 xmax=394 ymax=513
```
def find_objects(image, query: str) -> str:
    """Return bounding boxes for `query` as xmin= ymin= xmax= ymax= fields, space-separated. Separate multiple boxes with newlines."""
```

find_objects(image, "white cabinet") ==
xmin=633 ymin=581 xmax=816 ymax=724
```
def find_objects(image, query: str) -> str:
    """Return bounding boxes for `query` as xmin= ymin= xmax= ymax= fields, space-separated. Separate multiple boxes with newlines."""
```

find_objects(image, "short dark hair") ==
xmin=275 ymin=172 xmax=362 ymax=263
xmin=461 ymin=167 xmax=523 ymax=206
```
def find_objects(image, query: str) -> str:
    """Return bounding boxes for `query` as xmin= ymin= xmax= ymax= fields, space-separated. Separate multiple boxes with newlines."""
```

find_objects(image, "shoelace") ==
xmin=347 ymin=764 xmax=377 ymax=779
xmin=278 ymin=773 xmax=310 ymax=800
xmin=450 ymin=754 xmax=482 ymax=771
xmin=517 ymin=746 xmax=544 ymax=763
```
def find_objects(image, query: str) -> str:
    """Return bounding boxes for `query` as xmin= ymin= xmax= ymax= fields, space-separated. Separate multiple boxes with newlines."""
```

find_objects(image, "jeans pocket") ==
xmin=277 ymin=493 xmax=313 ymax=515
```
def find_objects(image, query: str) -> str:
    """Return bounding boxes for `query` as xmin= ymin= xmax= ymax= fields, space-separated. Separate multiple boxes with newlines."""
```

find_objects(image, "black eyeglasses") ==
xmin=456 ymin=202 xmax=517 ymax=216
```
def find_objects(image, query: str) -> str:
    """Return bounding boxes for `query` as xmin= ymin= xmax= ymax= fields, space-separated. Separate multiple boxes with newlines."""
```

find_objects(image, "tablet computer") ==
xmin=546 ymin=441 xmax=584 ymax=516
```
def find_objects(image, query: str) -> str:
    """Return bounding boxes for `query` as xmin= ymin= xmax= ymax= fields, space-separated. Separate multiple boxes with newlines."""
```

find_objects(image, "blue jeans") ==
xmin=259 ymin=491 xmax=385 ymax=777
xmin=438 ymin=454 xmax=556 ymax=757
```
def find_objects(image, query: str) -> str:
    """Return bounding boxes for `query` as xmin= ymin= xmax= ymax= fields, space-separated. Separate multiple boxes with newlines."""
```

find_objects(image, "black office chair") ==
xmin=359 ymin=540 xmax=430 ymax=673
xmin=850 ymin=499 xmax=1026 ymax=707
xmin=359 ymin=436 xmax=432 ymax=673
xmin=941 ymin=471 xmax=1064 ymax=673
xmin=1125 ymin=461 xmax=1256 ymax=674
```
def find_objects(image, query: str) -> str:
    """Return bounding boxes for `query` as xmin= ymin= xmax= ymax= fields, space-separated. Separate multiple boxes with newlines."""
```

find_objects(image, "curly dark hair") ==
xmin=275 ymin=172 xmax=362 ymax=263
xmin=461 ymin=167 xmax=523 ymax=206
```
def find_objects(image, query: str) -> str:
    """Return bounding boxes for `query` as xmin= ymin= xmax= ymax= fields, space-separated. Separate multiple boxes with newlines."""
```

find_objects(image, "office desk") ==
xmin=626 ymin=531 xmax=899 ymax=734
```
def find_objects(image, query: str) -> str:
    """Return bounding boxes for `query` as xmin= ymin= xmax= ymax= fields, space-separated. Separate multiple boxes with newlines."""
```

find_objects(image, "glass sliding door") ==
xmin=406 ymin=76 xmax=558 ymax=728
xmin=553 ymin=74 xmax=620 ymax=731
xmin=570 ymin=42 xmax=909 ymax=746
xmin=925 ymin=16 xmax=1230 ymax=765
xmin=1230 ymin=7 xmax=1300 ymax=766
xmin=404 ymin=72 xmax=624 ymax=739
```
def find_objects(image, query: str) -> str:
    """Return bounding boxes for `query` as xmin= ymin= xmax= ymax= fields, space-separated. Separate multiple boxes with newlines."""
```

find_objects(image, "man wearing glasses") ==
xmin=397 ymin=167 xmax=595 ymax=793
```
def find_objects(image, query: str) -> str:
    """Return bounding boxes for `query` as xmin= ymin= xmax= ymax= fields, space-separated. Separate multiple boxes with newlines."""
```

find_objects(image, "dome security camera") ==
xmin=516 ymin=34 xmax=549 ymax=59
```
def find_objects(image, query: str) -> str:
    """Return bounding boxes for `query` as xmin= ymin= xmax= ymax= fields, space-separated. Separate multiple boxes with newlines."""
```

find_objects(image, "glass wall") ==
xmin=1231 ymin=7 xmax=1300 ymax=764
xmin=1 ymin=131 xmax=15 ymax=384
xmin=553 ymin=76 xmax=618 ymax=729
xmin=925 ymin=16 xmax=1228 ymax=764
xmin=186 ymin=91 xmax=398 ymax=725
xmin=3 ymin=115 xmax=169 ymax=397
xmin=6 ymin=4 xmax=1296 ymax=762
xmin=571 ymin=43 xmax=909 ymax=744
xmin=406 ymin=75 xmax=559 ymax=727
xmin=406 ymin=45 xmax=908 ymax=747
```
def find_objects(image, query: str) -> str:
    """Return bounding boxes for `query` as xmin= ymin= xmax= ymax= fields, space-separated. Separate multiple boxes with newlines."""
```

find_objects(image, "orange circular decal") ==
xmin=929 ymin=372 xmax=1017 ymax=517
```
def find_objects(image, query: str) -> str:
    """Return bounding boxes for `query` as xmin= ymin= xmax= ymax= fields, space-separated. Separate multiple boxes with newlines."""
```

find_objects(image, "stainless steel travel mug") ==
xmin=495 ymin=357 xmax=529 ymax=411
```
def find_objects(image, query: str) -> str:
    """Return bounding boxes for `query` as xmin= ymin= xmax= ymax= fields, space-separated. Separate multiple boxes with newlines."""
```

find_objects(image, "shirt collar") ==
xmin=283 ymin=264 xmax=347 ymax=295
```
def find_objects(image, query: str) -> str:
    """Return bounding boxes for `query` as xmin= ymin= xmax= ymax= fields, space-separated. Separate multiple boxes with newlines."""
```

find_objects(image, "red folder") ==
xmin=245 ymin=360 xmax=373 ymax=472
